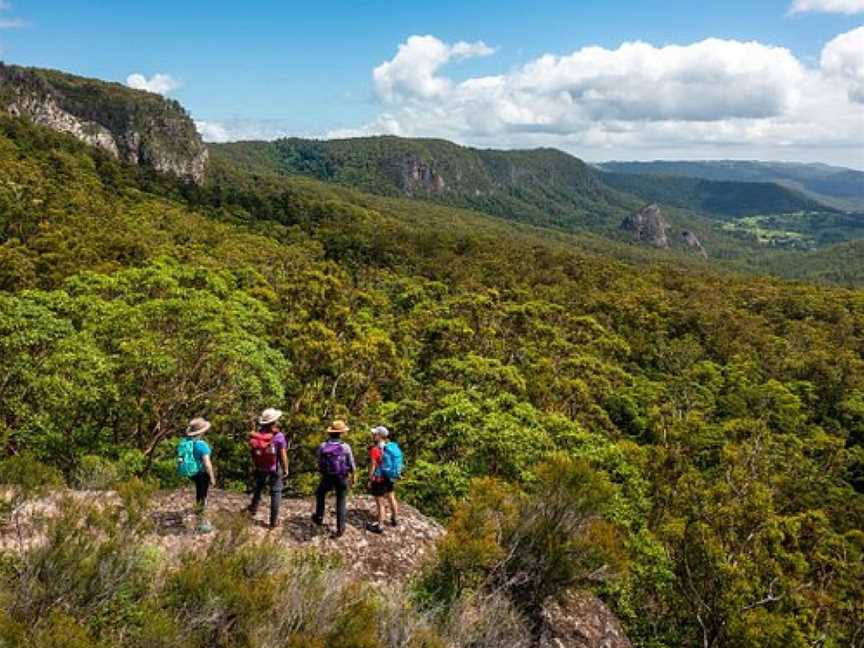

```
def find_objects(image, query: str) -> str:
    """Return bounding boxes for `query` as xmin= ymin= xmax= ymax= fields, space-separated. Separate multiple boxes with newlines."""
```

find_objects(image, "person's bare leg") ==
xmin=375 ymin=495 xmax=385 ymax=526
xmin=387 ymin=491 xmax=398 ymax=525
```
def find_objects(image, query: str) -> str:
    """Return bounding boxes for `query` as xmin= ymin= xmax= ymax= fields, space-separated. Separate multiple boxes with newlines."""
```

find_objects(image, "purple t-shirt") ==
xmin=264 ymin=431 xmax=287 ymax=472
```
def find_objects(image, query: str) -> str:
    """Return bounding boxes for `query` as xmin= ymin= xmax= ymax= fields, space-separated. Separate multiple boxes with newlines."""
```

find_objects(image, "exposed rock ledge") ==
xmin=1 ymin=488 xmax=632 ymax=648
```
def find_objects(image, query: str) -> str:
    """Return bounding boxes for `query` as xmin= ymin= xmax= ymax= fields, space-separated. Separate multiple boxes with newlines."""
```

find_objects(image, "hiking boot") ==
xmin=331 ymin=529 xmax=345 ymax=539
xmin=366 ymin=521 xmax=384 ymax=534
xmin=310 ymin=513 xmax=323 ymax=526
xmin=390 ymin=515 xmax=399 ymax=527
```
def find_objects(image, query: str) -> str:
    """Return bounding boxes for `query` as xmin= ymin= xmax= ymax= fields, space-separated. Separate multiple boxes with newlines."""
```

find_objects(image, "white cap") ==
xmin=371 ymin=425 xmax=390 ymax=438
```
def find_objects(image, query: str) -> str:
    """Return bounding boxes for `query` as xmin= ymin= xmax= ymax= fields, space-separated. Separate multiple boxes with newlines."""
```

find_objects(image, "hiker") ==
xmin=311 ymin=420 xmax=356 ymax=538
xmin=365 ymin=425 xmax=402 ymax=534
xmin=176 ymin=417 xmax=216 ymax=534
xmin=246 ymin=407 xmax=289 ymax=529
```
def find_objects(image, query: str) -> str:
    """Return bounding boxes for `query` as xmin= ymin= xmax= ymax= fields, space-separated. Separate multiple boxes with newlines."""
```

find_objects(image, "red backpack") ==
xmin=249 ymin=431 xmax=277 ymax=471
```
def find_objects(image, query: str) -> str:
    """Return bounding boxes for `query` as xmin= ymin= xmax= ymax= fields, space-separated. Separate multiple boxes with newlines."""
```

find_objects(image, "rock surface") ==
xmin=1 ymin=488 xmax=443 ymax=582
xmin=2 ymin=487 xmax=634 ymax=646
xmin=540 ymin=590 xmax=633 ymax=648
xmin=620 ymin=203 xmax=670 ymax=248
xmin=0 ymin=63 xmax=208 ymax=184
xmin=682 ymin=230 xmax=708 ymax=258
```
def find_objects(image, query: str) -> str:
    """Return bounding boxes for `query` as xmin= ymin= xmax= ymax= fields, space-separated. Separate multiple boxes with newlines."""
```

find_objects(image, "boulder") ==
xmin=682 ymin=230 xmax=709 ymax=258
xmin=540 ymin=590 xmax=633 ymax=648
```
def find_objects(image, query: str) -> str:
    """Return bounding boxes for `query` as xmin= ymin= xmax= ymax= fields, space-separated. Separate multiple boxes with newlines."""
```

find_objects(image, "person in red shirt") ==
xmin=365 ymin=426 xmax=399 ymax=534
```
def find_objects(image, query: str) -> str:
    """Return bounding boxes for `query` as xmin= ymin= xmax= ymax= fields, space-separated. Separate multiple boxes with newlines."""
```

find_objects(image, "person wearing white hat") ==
xmin=365 ymin=426 xmax=401 ymax=534
xmin=246 ymin=407 xmax=289 ymax=529
xmin=176 ymin=417 xmax=215 ymax=534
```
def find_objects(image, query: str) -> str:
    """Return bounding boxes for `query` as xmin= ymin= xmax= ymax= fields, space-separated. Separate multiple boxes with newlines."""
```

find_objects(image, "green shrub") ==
xmin=0 ymin=453 xmax=64 ymax=498
xmin=73 ymin=455 xmax=120 ymax=490
xmin=418 ymin=455 xmax=626 ymax=624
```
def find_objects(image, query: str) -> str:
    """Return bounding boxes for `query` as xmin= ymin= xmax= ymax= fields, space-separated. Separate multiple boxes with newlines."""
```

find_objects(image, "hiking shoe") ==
xmin=390 ymin=516 xmax=399 ymax=527
xmin=195 ymin=520 xmax=213 ymax=534
xmin=310 ymin=513 xmax=323 ymax=526
xmin=331 ymin=529 xmax=345 ymax=539
xmin=366 ymin=521 xmax=384 ymax=534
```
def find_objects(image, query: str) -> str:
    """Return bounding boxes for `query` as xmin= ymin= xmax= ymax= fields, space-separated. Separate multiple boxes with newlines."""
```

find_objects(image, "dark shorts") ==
xmin=370 ymin=478 xmax=395 ymax=497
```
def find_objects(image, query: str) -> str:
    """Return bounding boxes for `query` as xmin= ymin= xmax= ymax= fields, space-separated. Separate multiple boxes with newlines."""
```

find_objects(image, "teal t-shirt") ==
xmin=193 ymin=439 xmax=211 ymax=463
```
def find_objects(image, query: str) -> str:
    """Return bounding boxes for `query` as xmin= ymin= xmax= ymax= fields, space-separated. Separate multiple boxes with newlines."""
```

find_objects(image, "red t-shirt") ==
xmin=369 ymin=446 xmax=384 ymax=481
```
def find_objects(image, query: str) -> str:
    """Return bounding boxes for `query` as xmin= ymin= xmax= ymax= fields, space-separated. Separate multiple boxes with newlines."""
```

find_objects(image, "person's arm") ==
xmin=279 ymin=446 xmax=289 ymax=478
xmin=346 ymin=444 xmax=357 ymax=486
xmin=202 ymin=454 xmax=215 ymax=485
xmin=368 ymin=448 xmax=379 ymax=482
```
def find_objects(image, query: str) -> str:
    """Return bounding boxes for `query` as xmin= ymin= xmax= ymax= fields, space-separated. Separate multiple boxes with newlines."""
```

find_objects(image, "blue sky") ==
xmin=1 ymin=1 xmax=862 ymax=166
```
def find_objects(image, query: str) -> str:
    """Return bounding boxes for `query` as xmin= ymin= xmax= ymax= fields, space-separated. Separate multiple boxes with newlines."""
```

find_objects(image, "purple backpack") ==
xmin=319 ymin=441 xmax=349 ymax=478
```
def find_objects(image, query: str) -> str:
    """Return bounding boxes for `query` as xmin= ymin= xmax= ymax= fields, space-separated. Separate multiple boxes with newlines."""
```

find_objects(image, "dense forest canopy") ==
xmin=0 ymin=109 xmax=863 ymax=648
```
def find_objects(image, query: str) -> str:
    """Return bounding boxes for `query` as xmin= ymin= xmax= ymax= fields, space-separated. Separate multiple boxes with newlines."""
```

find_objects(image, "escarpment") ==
xmin=0 ymin=63 xmax=208 ymax=183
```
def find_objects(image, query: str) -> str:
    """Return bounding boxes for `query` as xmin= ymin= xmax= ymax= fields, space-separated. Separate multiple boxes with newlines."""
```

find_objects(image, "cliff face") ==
xmin=0 ymin=63 xmax=208 ymax=183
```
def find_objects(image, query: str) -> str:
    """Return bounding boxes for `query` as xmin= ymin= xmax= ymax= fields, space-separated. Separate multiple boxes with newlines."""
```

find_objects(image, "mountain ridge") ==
xmin=0 ymin=62 xmax=208 ymax=183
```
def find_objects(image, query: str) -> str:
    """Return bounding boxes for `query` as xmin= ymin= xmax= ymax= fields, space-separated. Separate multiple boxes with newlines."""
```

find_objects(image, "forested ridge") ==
xmin=1 ymin=110 xmax=863 ymax=648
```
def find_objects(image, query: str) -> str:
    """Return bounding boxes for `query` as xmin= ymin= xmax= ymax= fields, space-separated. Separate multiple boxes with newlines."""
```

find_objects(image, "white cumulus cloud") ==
xmin=789 ymin=0 xmax=864 ymax=14
xmin=373 ymin=34 xmax=495 ymax=102
xmin=821 ymin=26 xmax=864 ymax=103
xmin=125 ymin=72 xmax=182 ymax=96
xmin=333 ymin=31 xmax=864 ymax=167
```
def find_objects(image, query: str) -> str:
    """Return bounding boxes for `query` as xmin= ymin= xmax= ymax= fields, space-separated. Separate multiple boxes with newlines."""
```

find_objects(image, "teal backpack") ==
xmin=176 ymin=438 xmax=201 ymax=478
xmin=379 ymin=441 xmax=404 ymax=480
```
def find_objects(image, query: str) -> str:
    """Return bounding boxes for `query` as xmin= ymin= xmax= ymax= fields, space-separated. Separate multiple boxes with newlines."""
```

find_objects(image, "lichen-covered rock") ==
xmin=620 ymin=203 xmax=670 ymax=248
xmin=0 ymin=63 xmax=208 ymax=184
xmin=539 ymin=590 xmax=632 ymax=648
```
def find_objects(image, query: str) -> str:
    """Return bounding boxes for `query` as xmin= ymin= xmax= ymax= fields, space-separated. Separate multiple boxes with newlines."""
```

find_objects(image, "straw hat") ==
xmin=258 ymin=408 xmax=283 ymax=426
xmin=186 ymin=417 xmax=211 ymax=437
xmin=327 ymin=419 xmax=350 ymax=434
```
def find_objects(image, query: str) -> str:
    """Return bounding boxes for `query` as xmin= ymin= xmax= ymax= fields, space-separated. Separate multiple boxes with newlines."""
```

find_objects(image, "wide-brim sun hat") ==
xmin=370 ymin=425 xmax=389 ymax=438
xmin=259 ymin=408 xmax=283 ymax=426
xmin=327 ymin=419 xmax=350 ymax=434
xmin=186 ymin=417 xmax=211 ymax=437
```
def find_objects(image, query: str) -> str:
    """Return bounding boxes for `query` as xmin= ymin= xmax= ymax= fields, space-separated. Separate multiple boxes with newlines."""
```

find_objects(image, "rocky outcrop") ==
xmin=682 ymin=230 xmax=708 ymax=258
xmin=540 ymin=590 xmax=632 ymax=648
xmin=2 ymin=487 xmax=634 ymax=646
xmin=0 ymin=63 xmax=208 ymax=184
xmin=7 ymin=92 xmax=120 ymax=156
xmin=620 ymin=203 xmax=670 ymax=248
xmin=1 ymin=488 xmax=443 ymax=582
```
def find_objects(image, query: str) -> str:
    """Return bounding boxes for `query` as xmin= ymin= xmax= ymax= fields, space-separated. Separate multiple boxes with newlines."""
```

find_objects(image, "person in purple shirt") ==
xmin=246 ymin=407 xmax=289 ymax=529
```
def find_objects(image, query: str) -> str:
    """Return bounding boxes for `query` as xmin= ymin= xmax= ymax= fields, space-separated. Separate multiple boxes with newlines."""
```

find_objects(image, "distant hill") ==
xmin=212 ymin=137 xmax=841 ymax=227
xmin=0 ymin=62 xmax=208 ymax=183
xmin=210 ymin=136 xmax=637 ymax=232
xmin=599 ymin=171 xmax=834 ymax=218
xmin=600 ymin=160 xmax=864 ymax=212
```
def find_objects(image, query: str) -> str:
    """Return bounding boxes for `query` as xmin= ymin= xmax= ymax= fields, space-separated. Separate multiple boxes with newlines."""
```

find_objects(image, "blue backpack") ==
xmin=379 ymin=441 xmax=403 ymax=480
xmin=176 ymin=438 xmax=201 ymax=478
